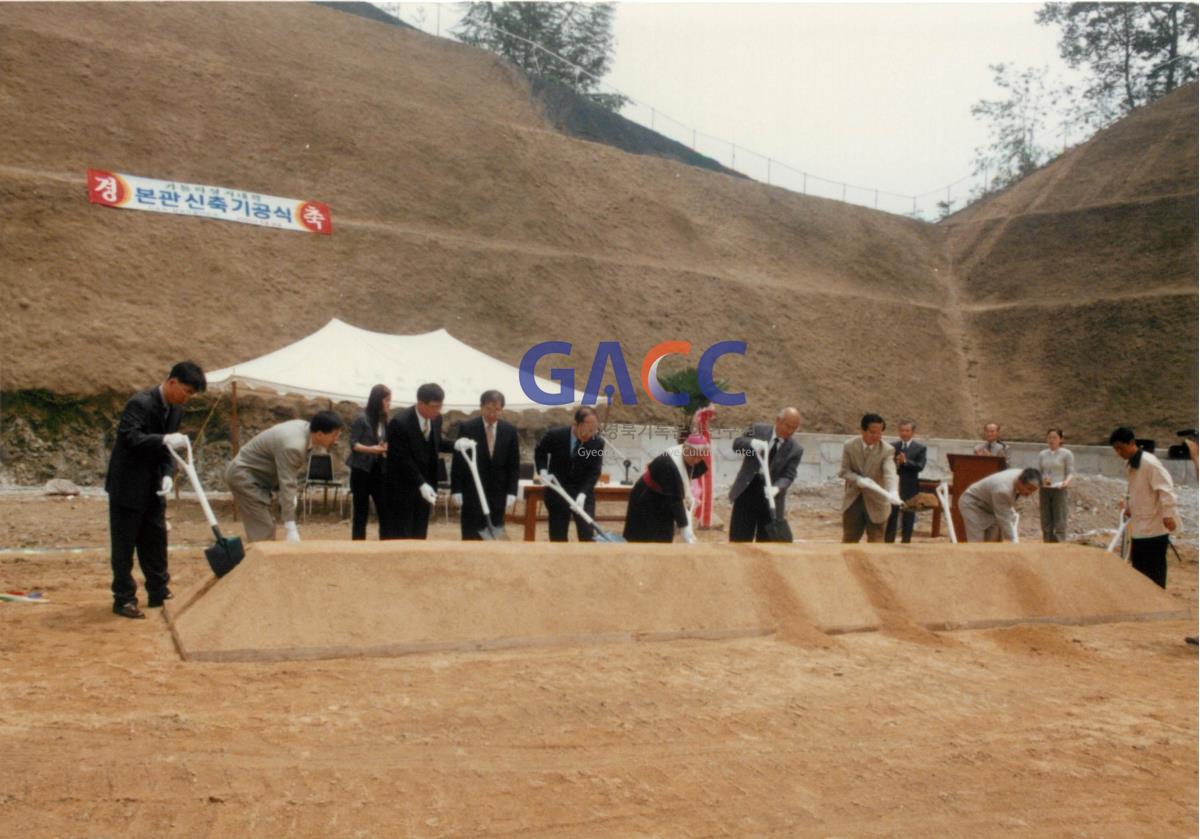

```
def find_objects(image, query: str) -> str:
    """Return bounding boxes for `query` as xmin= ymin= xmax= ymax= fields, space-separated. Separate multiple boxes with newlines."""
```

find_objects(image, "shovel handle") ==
xmin=461 ymin=441 xmax=492 ymax=517
xmin=166 ymin=438 xmax=220 ymax=530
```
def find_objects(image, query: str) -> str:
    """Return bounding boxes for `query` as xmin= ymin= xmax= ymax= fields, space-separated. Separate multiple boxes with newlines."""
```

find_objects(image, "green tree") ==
xmin=454 ymin=2 xmax=628 ymax=110
xmin=970 ymin=64 xmax=1066 ymax=195
xmin=656 ymin=366 xmax=727 ymax=433
xmin=1036 ymin=3 xmax=1198 ymax=124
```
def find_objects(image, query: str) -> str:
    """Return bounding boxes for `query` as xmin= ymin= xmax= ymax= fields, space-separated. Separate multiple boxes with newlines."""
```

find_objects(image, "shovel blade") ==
xmin=591 ymin=529 xmax=626 ymax=543
xmin=480 ymin=524 xmax=508 ymax=541
xmin=205 ymin=536 xmax=245 ymax=578
xmin=762 ymin=519 xmax=793 ymax=543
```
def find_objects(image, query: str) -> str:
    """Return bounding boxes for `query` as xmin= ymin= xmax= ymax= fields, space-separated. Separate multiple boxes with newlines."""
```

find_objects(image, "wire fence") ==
xmin=372 ymin=3 xmax=1085 ymax=220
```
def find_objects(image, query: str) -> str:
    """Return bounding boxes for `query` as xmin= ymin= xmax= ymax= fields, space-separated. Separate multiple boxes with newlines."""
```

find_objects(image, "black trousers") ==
xmin=546 ymin=492 xmax=595 ymax=542
xmin=349 ymin=464 xmax=387 ymax=540
xmin=383 ymin=487 xmax=432 ymax=540
xmin=885 ymin=506 xmax=916 ymax=543
xmin=729 ymin=486 xmax=773 ymax=542
xmin=109 ymin=497 xmax=169 ymax=604
xmin=1130 ymin=534 xmax=1169 ymax=589
xmin=461 ymin=499 xmax=506 ymax=540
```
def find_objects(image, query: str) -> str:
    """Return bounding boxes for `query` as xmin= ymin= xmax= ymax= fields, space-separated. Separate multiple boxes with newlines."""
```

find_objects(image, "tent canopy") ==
xmin=206 ymin=319 xmax=580 ymax=411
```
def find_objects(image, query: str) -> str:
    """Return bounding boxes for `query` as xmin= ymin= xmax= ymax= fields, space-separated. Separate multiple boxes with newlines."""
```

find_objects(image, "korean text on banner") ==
xmin=87 ymin=169 xmax=332 ymax=235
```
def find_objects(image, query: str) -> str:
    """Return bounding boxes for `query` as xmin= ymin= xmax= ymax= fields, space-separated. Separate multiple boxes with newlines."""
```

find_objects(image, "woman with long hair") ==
xmin=347 ymin=384 xmax=391 ymax=539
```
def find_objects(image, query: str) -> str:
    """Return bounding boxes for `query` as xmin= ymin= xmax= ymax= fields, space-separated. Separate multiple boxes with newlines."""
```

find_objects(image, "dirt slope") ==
xmin=942 ymin=83 xmax=1198 ymax=443
xmin=0 ymin=1 xmax=965 ymax=436
xmin=1 ymin=3 xmax=1195 ymax=454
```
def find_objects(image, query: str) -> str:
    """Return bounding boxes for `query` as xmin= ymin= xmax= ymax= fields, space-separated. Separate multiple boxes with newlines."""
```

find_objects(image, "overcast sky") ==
xmin=382 ymin=2 xmax=1084 ymax=215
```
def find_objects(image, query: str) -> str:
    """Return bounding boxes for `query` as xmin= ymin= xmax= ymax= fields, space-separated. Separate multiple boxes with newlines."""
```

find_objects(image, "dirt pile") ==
xmin=167 ymin=540 xmax=1187 ymax=663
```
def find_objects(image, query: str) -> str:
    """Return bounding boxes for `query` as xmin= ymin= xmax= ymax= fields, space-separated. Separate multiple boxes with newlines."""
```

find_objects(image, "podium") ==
xmin=946 ymin=454 xmax=1007 ymax=542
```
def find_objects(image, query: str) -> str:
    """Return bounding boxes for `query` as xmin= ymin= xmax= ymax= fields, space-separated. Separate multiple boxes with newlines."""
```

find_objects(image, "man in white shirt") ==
xmin=1110 ymin=427 xmax=1178 ymax=588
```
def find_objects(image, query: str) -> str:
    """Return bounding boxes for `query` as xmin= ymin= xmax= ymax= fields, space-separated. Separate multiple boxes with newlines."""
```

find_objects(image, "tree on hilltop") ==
xmin=455 ymin=2 xmax=628 ymax=111
xmin=1037 ymin=2 xmax=1198 ymax=124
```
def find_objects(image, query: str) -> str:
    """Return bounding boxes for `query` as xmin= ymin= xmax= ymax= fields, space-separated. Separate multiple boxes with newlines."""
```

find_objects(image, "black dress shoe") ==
xmin=147 ymin=591 xmax=174 ymax=608
xmin=113 ymin=601 xmax=146 ymax=619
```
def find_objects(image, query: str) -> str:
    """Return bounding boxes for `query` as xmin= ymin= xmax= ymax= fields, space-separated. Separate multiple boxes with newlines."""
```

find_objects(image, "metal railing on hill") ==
xmin=370 ymin=3 xmax=1010 ymax=220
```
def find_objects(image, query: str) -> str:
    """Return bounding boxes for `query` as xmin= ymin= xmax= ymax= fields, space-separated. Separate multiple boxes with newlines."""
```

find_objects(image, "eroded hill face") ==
xmin=942 ymin=84 xmax=1199 ymax=443
xmin=2 ymin=3 xmax=1194 ymax=446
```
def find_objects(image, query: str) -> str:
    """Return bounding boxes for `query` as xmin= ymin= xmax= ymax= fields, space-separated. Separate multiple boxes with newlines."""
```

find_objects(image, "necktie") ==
xmin=486 ymin=423 xmax=495 ymax=456
xmin=421 ymin=418 xmax=430 ymax=440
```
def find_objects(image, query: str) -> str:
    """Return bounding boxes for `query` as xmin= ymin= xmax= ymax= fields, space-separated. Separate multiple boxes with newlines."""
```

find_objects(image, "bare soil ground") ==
xmin=1 ymin=480 xmax=1195 ymax=837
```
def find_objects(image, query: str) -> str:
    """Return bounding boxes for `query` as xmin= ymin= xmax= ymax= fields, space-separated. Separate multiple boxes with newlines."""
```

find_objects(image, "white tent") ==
xmin=206 ymin=318 xmax=580 ymax=411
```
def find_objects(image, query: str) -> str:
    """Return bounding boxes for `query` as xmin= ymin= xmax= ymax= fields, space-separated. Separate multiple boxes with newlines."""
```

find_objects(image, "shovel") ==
xmin=541 ymin=473 xmax=625 ymax=543
xmin=753 ymin=444 xmax=793 ymax=542
xmin=456 ymin=438 xmax=506 ymax=540
xmin=935 ymin=481 xmax=958 ymax=544
xmin=167 ymin=437 xmax=245 ymax=578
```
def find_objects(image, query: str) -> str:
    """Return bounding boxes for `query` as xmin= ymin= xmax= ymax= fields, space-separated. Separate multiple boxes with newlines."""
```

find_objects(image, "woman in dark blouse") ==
xmin=347 ymin=384 xmax=391 ymax=540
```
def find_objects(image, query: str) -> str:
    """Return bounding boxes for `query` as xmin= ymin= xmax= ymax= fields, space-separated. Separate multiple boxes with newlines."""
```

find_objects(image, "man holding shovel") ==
xmin=224 ymin=411 xmax=343 ymax=543
xmin=728 ymin=407 xmax=802 ymax=542
xmin=105 ymin=361 xmax=207 ymax=619
xmin=450 ymin=390 xmax=520 ymax=540
xmin=384 ymin=383 xmax=454 ymax=540
xmin=958 ymin=467 xmax=1041 ymax=543
xmin=534 ymin=407 xmax=605 ymax=542
xmin=839 ymin=413 xmax=902 ymax=543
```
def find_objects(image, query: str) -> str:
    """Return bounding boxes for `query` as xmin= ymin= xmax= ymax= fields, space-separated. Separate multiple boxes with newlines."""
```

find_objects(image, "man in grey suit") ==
xmin=840 ymin=413 xmax=902 ymax=543
xmin=885 ymin=419 xmax=927 ymax=543
xmin=729 ymin=407 xmax=802 ymax=542
xmin=225 ymin=411 xmax=343 ymax=543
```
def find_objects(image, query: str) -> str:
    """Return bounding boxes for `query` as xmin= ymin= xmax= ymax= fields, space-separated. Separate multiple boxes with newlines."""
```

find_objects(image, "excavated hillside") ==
xmin=1 ymin=2 xmax=1195 ymax=474
xmin=942 ymin=83 xmax=1198 ymax=443
xmin=0 ymin=1 xmax=965 ymax=439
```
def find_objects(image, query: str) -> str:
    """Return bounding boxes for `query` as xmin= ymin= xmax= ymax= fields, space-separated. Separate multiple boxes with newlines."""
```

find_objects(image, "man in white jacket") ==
xmin=959 ymin=467 xmax=1041 ymax=543
xmin=1110 ymin=427 xmax=1178 ymax=588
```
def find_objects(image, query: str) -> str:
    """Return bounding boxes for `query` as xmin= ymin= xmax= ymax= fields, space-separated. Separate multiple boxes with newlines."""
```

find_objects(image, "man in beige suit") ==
xmin=840 ymin=413 xmax=902 ymax=543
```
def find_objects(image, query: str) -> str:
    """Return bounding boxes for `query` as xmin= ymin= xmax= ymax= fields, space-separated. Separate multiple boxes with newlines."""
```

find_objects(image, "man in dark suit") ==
xmin=450 ymin=390 xmax=521 ymax=540
xmin=534 ymin=406 xmax=605 ymax=542
xmin=728 ymin=407 xmax=803 ymax=542
xmin=885 ymin=419 xmax=927 ymax=543
xmin=384 ymin=382 xmax=453 ymax=539
xmin=105 ymin=361 xmax=206 ymax=619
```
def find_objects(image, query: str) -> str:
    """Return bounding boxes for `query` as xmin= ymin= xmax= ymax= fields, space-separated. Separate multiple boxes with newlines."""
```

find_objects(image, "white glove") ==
xmin=419 ymin=483 xmax=439 ymax=505
xmin=887 ymin=492 xmax=904 ymax=507
xmin=453 ymin=437 xmax=474 ymax=454
xmin=749 ymin=439 xmax=769 ymax=456
xmin=767 ymin=485 xmax=781 ymax=499
xmin=575 ymin=492 xmax=587 ymax=510
xmin=157 ymin=475 xmax=173 ymax=496
xmin=163 ymin=432 xmax=189 ymax=450
xmin=284 ymin=521 xmax=301 ymax=542
xmin=680 ymin=525 xmax=696 ymax=544
xmin=451 ymin=493 xmax=463 ymax=508
xmin=505 ymin=494 xmax=517 ymax=511
xmin=537 ymin=469 xmax=551 ymax=484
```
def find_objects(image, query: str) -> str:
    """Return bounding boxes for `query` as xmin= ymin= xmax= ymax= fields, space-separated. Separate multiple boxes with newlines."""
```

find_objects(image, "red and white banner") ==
xmin=87 ymin=169 xmax=333 ymax=235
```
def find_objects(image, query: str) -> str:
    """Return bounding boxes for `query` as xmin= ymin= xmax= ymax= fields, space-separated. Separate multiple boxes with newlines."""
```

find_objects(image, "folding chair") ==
xmin=301 ymin=451 xmax=343 ymax=519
